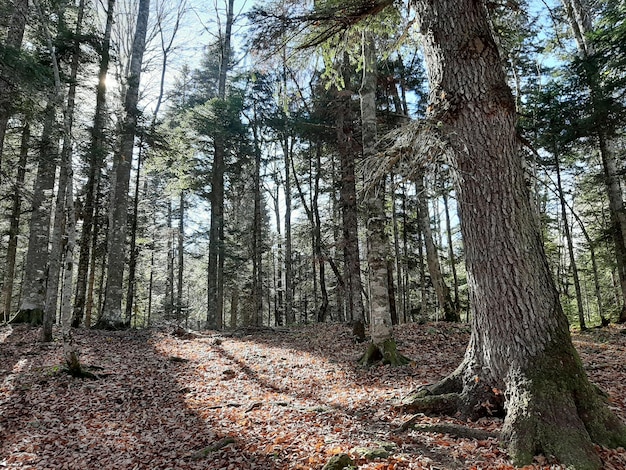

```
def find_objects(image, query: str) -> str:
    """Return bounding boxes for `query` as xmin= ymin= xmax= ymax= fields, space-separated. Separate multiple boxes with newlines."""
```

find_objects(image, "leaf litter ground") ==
xmin=1 ymin=322 xmax=625 ymax=469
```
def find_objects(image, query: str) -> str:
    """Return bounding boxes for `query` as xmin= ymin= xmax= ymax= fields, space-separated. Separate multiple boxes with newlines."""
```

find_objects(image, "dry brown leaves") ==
xmin=1 ymin=322 xmax=625 ymax=469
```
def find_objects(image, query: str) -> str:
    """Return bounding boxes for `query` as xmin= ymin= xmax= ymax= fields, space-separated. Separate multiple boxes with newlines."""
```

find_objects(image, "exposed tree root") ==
xmin=395 ymin=419 xmax=497 ymax=440
xmin=402 ymin=392 xmax=460 ymax=415
xmin=358 ymin=338 xmax=411 ymax=366
xmin=403 ymin=349 xmax=626 ymax=470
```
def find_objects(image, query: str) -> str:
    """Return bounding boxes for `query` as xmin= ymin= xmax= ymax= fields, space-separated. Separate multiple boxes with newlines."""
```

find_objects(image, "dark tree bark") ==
xmin=0 ymin=0 xmax=28 ymax=170
xmin=252 ymin=104 xmax=264 ymax=327
xmin=207 ymin=0 xmax=234 ymax=329
xmin=415 ymin=174 xmax=457 ymax=322
xmin=336 ymin=59 xmax=366 ymax=339
xmin=405 ymin=1 xmax=626 ymax=467
xmin=73 ymin=0 xmax=115 ymax=327
xmin=99 ymin=0 xmax=150 ymax=329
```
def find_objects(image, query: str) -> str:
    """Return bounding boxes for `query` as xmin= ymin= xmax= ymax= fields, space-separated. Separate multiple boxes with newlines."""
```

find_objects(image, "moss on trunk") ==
xmin=502 ymin=340 xmax=626 ymax=469
xmin=405 ymin=338 xmax=626 ymax=469
xmin=358 ymin=338 xmax=411 ymax=366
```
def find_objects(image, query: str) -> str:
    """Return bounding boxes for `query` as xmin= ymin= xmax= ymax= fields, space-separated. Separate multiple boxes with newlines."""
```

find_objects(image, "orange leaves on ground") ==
xmin=1 ymin=323 xmax=626 ymax=469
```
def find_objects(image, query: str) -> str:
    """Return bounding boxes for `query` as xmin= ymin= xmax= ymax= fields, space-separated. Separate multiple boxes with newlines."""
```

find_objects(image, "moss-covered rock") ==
xmin=321 ymin=453 xmax=355 ymax=470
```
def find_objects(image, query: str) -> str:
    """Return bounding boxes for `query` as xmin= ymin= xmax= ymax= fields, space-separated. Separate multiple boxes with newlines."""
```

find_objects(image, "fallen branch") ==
xmin=191 ymin=437 xmax=236 ymax=460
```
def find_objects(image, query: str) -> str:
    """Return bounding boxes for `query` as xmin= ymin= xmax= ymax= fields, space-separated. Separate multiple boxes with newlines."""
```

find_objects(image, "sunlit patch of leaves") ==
xmin=1 ymin=322 xmax=625 ymax=469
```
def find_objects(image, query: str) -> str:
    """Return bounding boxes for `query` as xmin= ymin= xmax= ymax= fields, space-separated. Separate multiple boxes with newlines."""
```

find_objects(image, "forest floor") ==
xmin=1 ymin=322 xmax=626 ymax=470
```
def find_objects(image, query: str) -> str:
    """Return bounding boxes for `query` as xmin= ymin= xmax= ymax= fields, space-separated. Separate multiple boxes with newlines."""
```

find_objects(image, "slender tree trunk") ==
xmin=166 ymin=200 xmax=174 ymax=317
xmin=177 ymin=190 xmax=185 ymax=323
xmin=252 ymin=108 xmax=263 ymax=327
xmin=443 ymin=189 xmax=460 ymax=311
xmin=401 ymin=186 xmax=410 ymax=322
xmin=272 ymin=184 xmax=284 ymax=326
xmin=42 ymin=0 xmax=85 ymax=341
xmin=125 ymin=146 xmax=143 ymax=324
xmin=283 ymin=137 xmax=294 ymax=324
xmin=99 ymin=0 xmax=149 ymax=328
xmin=359 ymin=32 xmax=408 ymax=366
xmin=2 ymin=123 xmax=29 ymax=322
xmin=61 ymin=159 xmax=80 ymax=374
xmin=230 ymin=282 xmax=238 ymax=328
xmin=561 ymin=0 xmax=626 ymax=322
xmin=146 ymin=250 xmax=154 ymax=327
xmin=407 ymin=2 xmax=626 ymax=467
xmin=391 ymin=181 xmax=405 ymax=323
xmin=555 ymin=153 xmax=586 ymax=330
xmin=73 ymin=0 xmax=115 ymax=327
xmin=415 ymin=175 xmax=457 ymax=321
xmin=313 ymin=144 xmax=329 ymax=323
xmin=0 ymin=0 xmax=28 ymax=170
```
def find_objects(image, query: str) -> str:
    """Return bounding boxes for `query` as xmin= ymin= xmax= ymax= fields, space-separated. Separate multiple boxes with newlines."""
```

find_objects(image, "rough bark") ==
xmin=359 ymin=31 xmax=406 ymax=365
xmin=42 ymin=0 xmax=85 ymax=342
xmin=337 ymin=59 xmax=366 ymax=338
xmin=0 ymin=0 xmax=28 ymax=169
xmin=73 ymin=0 xmax=115 ymax=327
xmin=207 ymin=0 xmax=234 ymax=330
xmin=99 ymin=0 xmax=150 ymax=329
xmin=15 ymin=102 xmax=57 ymax=325
xmin=406 ymin=1 xmax=626 ymax=467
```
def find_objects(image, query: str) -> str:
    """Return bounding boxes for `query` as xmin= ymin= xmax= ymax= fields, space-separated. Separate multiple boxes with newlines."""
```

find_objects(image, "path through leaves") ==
xmin=1 ymin=322 xmax=625 ymax=469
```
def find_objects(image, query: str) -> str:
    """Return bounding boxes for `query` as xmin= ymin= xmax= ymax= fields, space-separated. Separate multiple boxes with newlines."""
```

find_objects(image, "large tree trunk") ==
xmin=15 ymin=102 xmax=57 ymax=325
xmin=73 ymin=0 xmax=115 ymax=327
xmin=99 ymin=0 xmax=150 ymax=329
xmin=337 ymin=60 xmax=366 ymax=339
xmin=0 ymin=0 xmax=28 ymax=169
xmin=406 ymin=1 xmax=626 ymax=467
xmin=206 ymin=0 xmax=234 ymax=330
